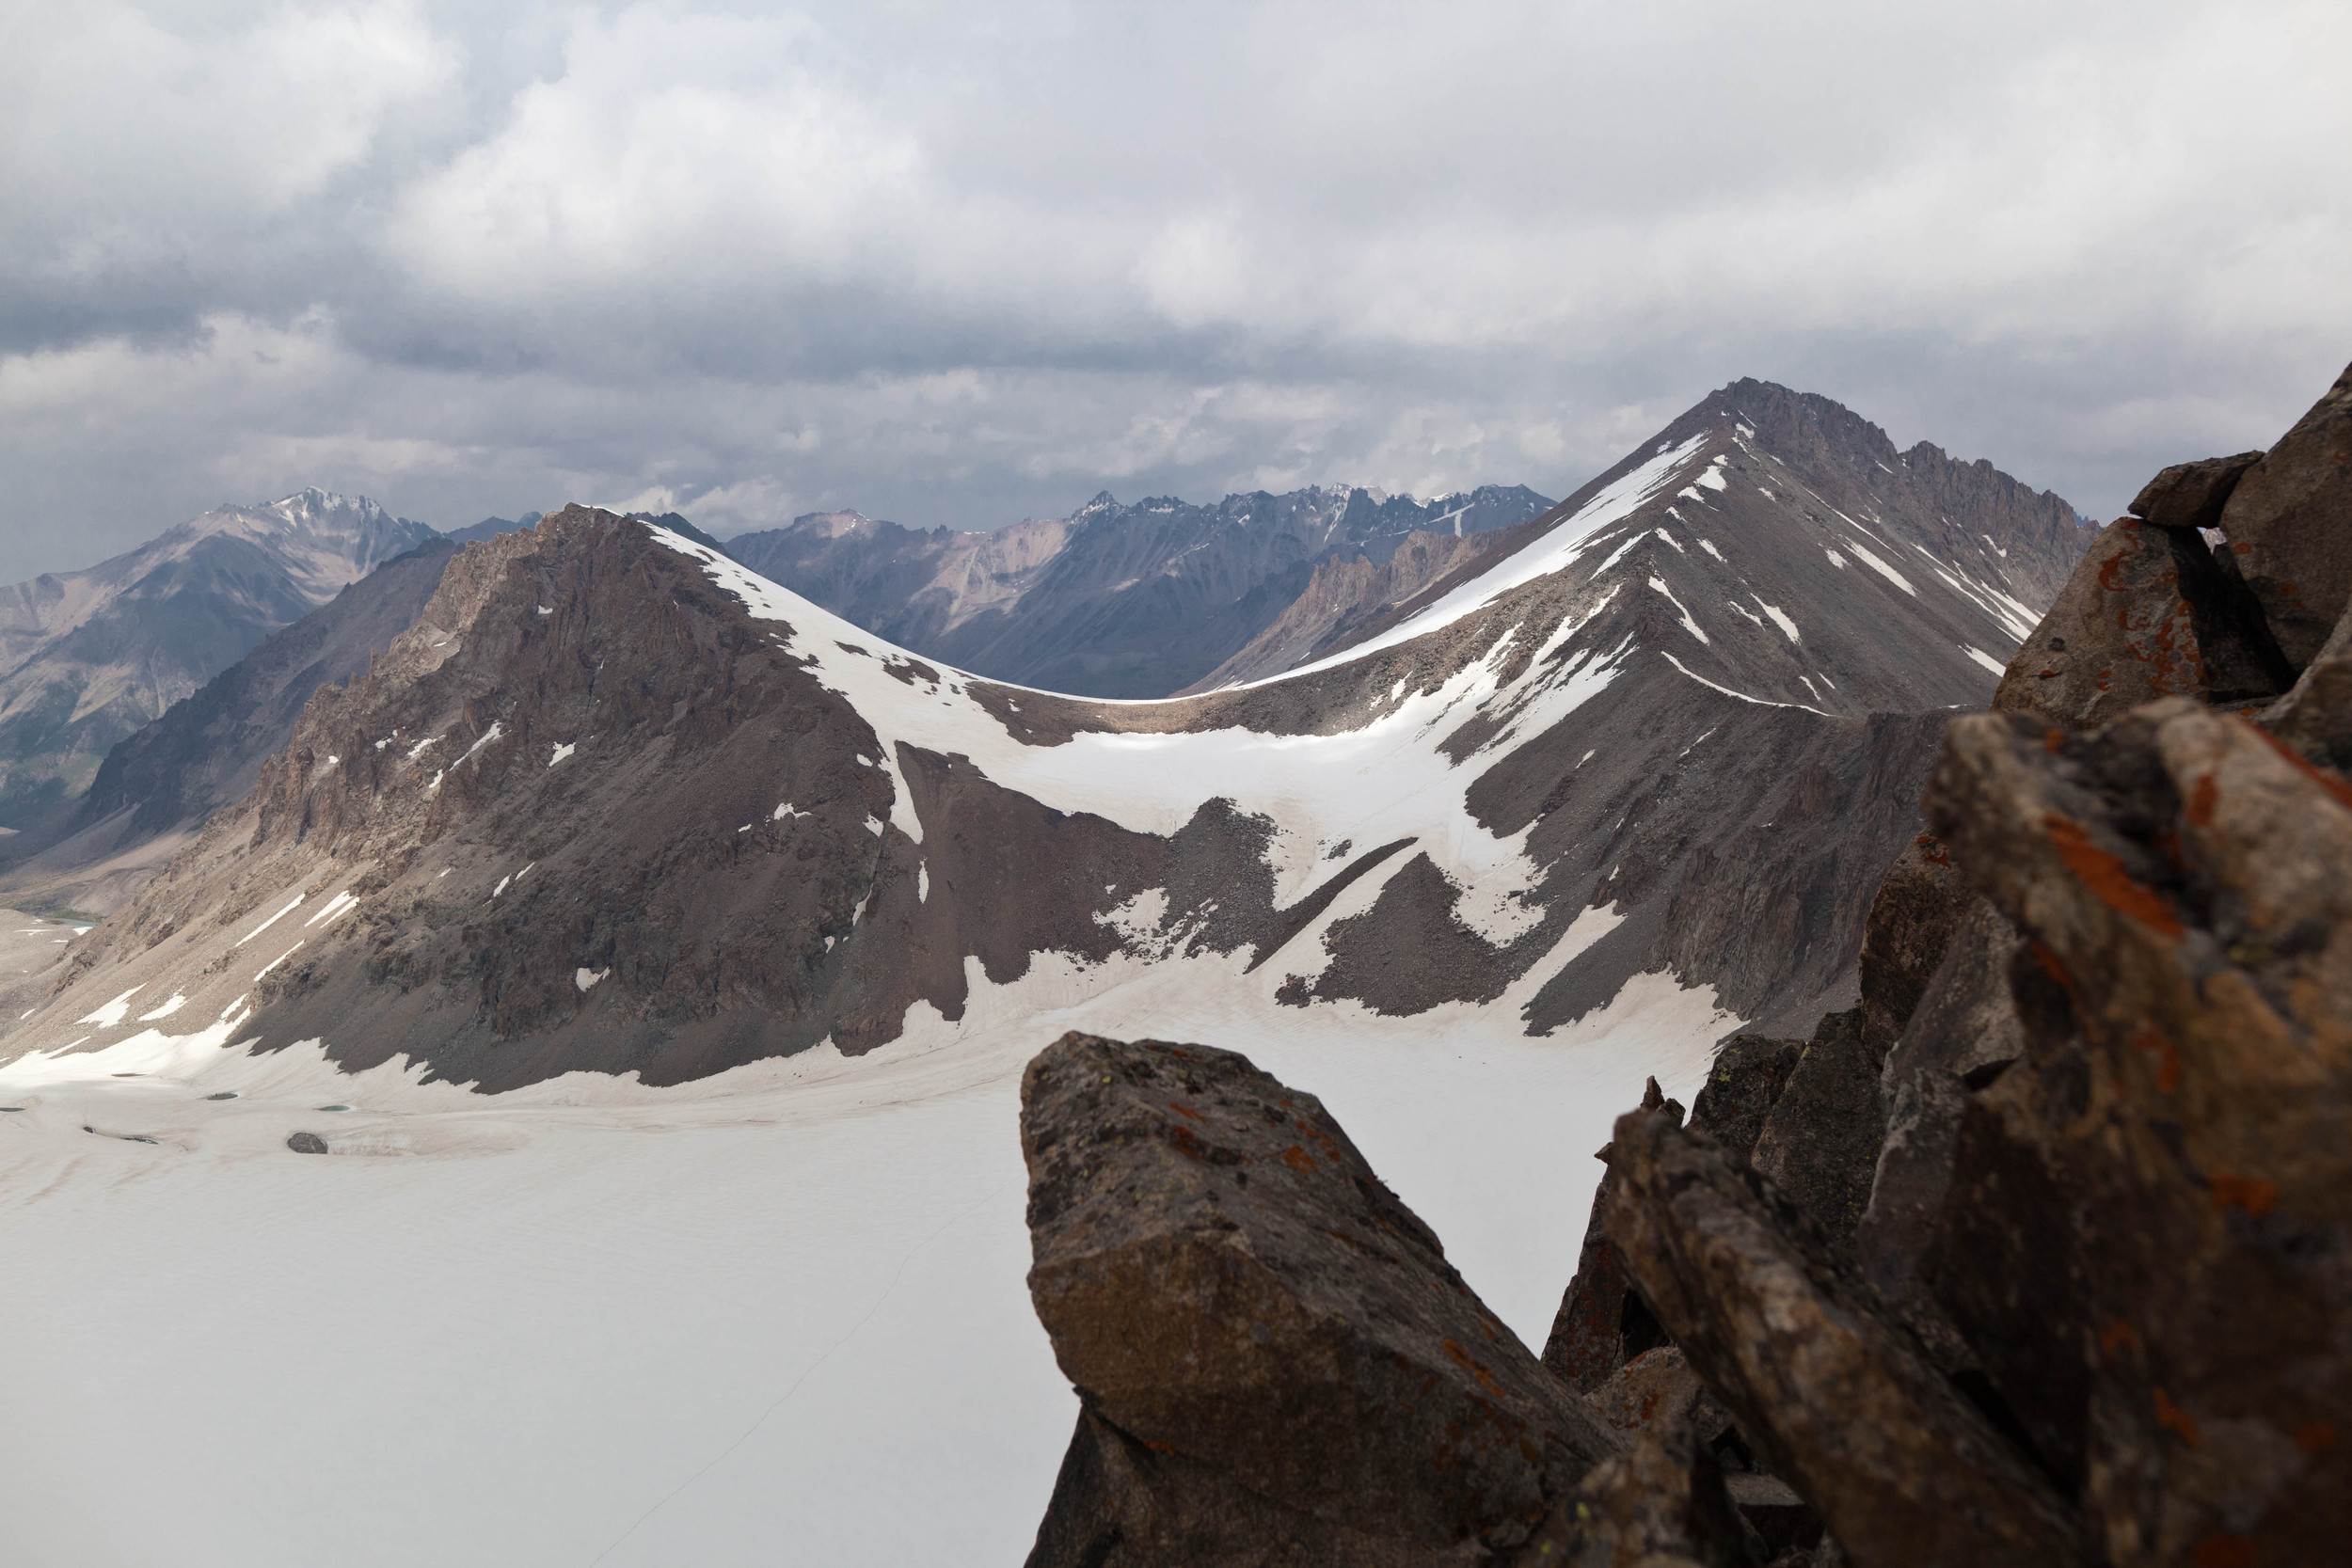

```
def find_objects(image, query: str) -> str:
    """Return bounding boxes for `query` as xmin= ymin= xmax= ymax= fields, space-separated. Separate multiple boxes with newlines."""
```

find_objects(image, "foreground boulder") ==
xmin=1541 ymin=1075 xmax=1689 ymax=1396
xmin=1590 ymin=695 xmax=2352 ymax=1566
xmin=2125 ymin=451 xmax=2263 ymax=533
xmin=1021 ymin=1031 xmax=1621 ymax=1566
xmin=1991 ymin=515 xmax=2290 ymax=726
xmin=1574 ymin=357 xmax=2352 ymax=1568
xmin=1850 ymin=896 xmax=2026 ymax=1365
xmin=1921 ymin=699 xmax=2352 ymax=1562
xmin=1544 ymin=832 xmax=1975 ymax=1395
xmin=2265 ymin=597 xmax=2352 ymax=771
xmin=2218 ymin=359 xmax=2352 ymax=668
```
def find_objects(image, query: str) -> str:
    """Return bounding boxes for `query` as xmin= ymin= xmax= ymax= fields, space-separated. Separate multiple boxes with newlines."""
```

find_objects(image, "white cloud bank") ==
xmin=1 ymin=0 xmax=2346 ymax=576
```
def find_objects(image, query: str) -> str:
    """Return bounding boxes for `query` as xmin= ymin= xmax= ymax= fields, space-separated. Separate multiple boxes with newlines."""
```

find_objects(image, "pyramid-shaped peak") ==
xmin=266 ymin=487 xmax=389 ymax=520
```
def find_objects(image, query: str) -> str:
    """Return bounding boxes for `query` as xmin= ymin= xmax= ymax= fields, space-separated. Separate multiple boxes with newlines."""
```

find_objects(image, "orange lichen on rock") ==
xmin=2209 ymin=1173 xmax=2280 ymax=1220
xmin=2041 ymin=813 xmax=2184 ymax=938
xmin=2153 ymin=1386 xmax=2203 ymax=1448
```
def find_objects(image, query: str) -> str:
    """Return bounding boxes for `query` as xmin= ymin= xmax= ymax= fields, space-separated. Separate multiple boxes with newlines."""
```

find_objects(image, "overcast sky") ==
xmin=1 ymin=0 xmax=2345 ymax=581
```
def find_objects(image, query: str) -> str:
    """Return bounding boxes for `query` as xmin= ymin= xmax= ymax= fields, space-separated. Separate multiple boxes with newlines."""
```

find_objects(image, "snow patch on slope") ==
xmin=651 ymin=527 xmax=1631 ymax=938
xmin=1647 ymin=578 xmax=1709 ymax=644
xmin=1839 ymin=540 xmax=1916 ymax=596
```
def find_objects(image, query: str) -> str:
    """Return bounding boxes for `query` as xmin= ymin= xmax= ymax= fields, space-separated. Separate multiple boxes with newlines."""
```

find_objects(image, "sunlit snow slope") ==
xmin=0 ymin=381 xmax=2082 ymax=1566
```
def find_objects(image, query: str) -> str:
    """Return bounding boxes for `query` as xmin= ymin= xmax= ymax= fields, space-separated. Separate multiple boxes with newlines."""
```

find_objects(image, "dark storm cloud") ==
xmin=1 ymin=0 xmax=2345 ymax=580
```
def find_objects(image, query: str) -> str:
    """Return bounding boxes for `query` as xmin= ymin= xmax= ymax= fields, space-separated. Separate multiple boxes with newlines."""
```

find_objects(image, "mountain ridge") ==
xmin=0 ymin=377 xmax=2090 ymax=1082
xmin=0 ymin=488 xmax=438 ymax=828
xmin=1282 ymin=379 xmax=2088 ymax=690
xmin=725 ymin=483 xmax=1555 ymax=697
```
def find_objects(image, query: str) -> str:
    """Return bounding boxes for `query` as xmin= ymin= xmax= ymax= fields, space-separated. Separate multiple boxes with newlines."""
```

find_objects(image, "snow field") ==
xmin=652 ymin=527 xmax=1634 ymax=945
xmin=0 ymin=942 xmax=1735 ymax=1567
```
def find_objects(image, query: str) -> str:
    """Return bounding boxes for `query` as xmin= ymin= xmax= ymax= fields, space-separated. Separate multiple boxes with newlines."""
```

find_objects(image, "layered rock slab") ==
xmin=2125 ymin=451 xmax=2262 ymax=533
xmin=1020 ymin=1031 xmax=1619 ymax=1565
xmin=1992 ymin=515 xmax=2289 ymax=726
xmin=1922 ymin=700 xmax=2352 ymax=1564
xmin=1601 ymin=1108 xmax=2089 ymax=1568
xmin=1544 ymin=831 xmax=1975 ymax=1395
xmin=2218 ymin=357 xmax=2352 ymax=668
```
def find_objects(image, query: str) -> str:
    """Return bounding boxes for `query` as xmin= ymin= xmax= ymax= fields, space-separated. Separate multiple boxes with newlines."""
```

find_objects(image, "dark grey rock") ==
xmin=1684 ymin=1036 xmax=1804 ymax=1177
xmin=1518 ymin=1420 xmax=1765 ymax=1567
xmin=1852 ymin=898 xmax=2026 ymax=1368
xmin=2219 ymin=357 xmax=2352 ymax=669
xmin=1849 ymin=835 xmax=1975 ymax=1054
xmin=1924 ymin=698 xmax=2352 ymax=1560
xmin=2263 ymin=595 xmax=2352 ymax=771
xmin=1602 ymin=1107 xmax=2088 ymax=1568
xmin=2126 ymin=451 xmax=2263 ymax=532
xmin=1020 ymin=1031 xmax=1618 ymax=1565
xmin=1542 ymin=1045 xmax=1804 ymax=1398
xmin=1543 ymin=1077 xmax=1687 ymax=1394
xmin=1749 ymin=1010 xmax=1884 ymax=1252
xmin=286 ymin=1132 xmax=328 ymax=1154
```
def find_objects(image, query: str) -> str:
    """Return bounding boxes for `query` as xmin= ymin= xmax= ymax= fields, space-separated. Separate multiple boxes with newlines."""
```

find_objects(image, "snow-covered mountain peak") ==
xmin=1239 ymin=380 xmax=2090 ymax=720
xmin=728 ymin=482 xmax=1555 ymax=698
xmin=3 ymin=378 xmax=2088 ymax=1082
xmin=266 ymin=486 xmax=378 ymax=521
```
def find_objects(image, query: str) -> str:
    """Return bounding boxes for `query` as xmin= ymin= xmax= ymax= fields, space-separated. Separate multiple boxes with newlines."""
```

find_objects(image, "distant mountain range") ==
xmin=6 ymin=376 xmax=2090 ymax=1088
xmin=0 ymin=490 xmax=438 ymax=832
xmin=0 ymin=374 xmax=2105 ymax=1563
xmin=725 ymin=484 xmax=1555 ymax=697
xmin=0 ymin=388 xmax=2087 ymax=974
xmin=0 ymin=537 xmax=462 ymax=915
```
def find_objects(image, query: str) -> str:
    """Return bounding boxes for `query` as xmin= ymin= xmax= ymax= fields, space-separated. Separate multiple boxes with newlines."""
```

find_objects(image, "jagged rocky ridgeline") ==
xmin=0 ymin=536 xmax=460 ymax=916
xmin=1009 ymin=359 xmax=2352 ymax=1564
xmin=728 ymin=380 xmax=2086 ymax=705
xmin=725 ymin=484 xmax=1558 ymax=700
xmin=0 ymin=489 xmax=438 ymax=833
xmin=1 ymin=380 xmax=2081 ymax=1084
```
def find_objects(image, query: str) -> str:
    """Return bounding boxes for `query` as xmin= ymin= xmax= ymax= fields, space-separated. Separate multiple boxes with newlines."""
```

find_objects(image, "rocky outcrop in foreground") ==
xmin=1572 ymin=360 xmax=2352 ymax=1565
xmin=1018 ymin=359 xmax=2352 ymax=1565
xmin=1021 ymin=1033 xmax=1622 ymax=1565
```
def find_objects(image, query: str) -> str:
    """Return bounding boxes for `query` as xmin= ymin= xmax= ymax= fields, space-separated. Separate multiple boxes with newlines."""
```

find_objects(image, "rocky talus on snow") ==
xmin=0 ymin=489 xmax=437 ymax=830
xmin=1011 ymin=358 xmax=2352 ymax=1564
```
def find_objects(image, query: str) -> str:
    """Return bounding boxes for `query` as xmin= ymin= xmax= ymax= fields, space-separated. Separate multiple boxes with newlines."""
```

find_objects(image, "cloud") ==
xmin=390 ymin=10 xmax=921 ymax=304
xmin=0 ymin=0 xmax=2344 ymax=581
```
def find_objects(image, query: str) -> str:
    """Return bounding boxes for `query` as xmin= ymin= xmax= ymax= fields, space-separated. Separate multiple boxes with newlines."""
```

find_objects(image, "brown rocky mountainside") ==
xmin=0 ymin=378 xmax=2090 ymax=1085
xmin=1010 ymin=358 xmax=2352 ymax=1564
xmin=1180 ymin=527 xmax=1492 ymax=691
xmin=0 ymin=537 xmax=461 ymax=917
